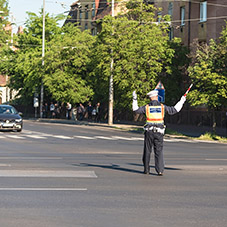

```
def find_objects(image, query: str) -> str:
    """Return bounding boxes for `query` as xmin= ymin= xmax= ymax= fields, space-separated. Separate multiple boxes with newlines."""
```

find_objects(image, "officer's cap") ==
xmin=147 ymin=90 xmax=158 ymax=98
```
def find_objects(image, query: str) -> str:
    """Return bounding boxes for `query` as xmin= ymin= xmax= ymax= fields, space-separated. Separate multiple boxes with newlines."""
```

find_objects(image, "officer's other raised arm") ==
xmin=174 ymin=96 xmax=186 ymax=112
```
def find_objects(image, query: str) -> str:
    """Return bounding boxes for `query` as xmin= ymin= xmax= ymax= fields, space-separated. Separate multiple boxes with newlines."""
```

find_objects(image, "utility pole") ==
xmin=40 ymin=0 xmax=45 ymax=118
xmin=108 ymin=0 xmax=114 ymax=125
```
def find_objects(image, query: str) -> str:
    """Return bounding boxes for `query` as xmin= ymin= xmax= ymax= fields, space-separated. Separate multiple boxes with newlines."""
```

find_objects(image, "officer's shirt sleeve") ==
xmin=134 ymin=105 xmax=146 ymax=114
xmin=164 ymin=105 xmax=178 ymax=115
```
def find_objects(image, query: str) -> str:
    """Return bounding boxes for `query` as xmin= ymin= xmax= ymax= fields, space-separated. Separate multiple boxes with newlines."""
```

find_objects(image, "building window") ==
xmin=79 ymin=9 xmax=82 ymax=20
xmin=200 ymin=1 xmax=207 ymax=22
xmin=180 ymin=6 xmax=185 ymax=26
xmin=85 ymin=23 xmax=88 ymax=30
xmin=169 ymin=27 xmax=174 ymax=40
xmin=85 ymin=5 xmax=89 ymax=19
xmin=92 ymin=2 xmax=95 ymax=18
xmin=168 ymin=2 xmax=173 ymax=18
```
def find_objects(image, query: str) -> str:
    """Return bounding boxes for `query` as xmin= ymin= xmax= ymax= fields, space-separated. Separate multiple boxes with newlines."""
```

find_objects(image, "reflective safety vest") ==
xmin=146 ymin=104 xmax=165 ymax=124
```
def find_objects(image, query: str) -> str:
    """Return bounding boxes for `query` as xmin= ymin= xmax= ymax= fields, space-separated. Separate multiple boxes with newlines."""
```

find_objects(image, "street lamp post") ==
xmin=108 ymin=0 xmax=114 ymax=125
xmin=40 ymin=0 xmax=45 ymax=118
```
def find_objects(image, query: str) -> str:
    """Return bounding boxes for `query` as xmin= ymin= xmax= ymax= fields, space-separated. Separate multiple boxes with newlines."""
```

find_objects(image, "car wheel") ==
xmin=16 ymin=129 xmax=22 ymax=132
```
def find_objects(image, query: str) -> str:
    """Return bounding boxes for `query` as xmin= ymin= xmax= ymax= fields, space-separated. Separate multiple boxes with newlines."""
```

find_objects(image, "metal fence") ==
xmin=165 ymin=110 xmax=227 ymax=129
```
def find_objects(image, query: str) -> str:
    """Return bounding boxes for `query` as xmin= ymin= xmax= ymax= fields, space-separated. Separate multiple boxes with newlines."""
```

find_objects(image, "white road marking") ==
xmin=52 ymin=135 xmax=73 ymax=139
xmin=74 ymin=136 xmax=96 ymax=140
xmin=0 ymin=170 xmax=97 ymax=178
xmin=0 ymin=188 xmax=87 ymax=191
xmin=5 ymin=135 xmax=25 ymax=139
xmin=25 ymin=135 xmax=47 ymax=139
xmin=0 ymin=157 xmax=62 ymax=160
xmin=111 ymin=136 xmax=136 ymax=140
xmin=95 ymin=136 xmax=117 ymax=140
xmin=164 ymin=138 xmax=198 ymax=143
xmin=0 ymin=164 xmax=11 ymax=167
xmin=129 ymin=137 xmax=144 ymax=141
xmin=0 ymin=130 xmax=205 ymax=143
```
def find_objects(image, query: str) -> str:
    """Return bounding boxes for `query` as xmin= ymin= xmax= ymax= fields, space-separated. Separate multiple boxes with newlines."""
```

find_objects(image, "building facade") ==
xmin=64 ymin=0 xmax=127 ymax=34
xmin=154 ymin=0 xmax=227 ymax=47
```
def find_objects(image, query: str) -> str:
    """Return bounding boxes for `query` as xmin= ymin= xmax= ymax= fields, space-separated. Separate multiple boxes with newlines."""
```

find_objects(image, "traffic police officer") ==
xmin=132 ymin=90 xmax=186 ymax=175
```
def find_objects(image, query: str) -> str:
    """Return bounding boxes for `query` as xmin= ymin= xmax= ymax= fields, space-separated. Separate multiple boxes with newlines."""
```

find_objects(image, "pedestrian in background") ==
xmin=87 ymin=102 xmax=93 ymax=120
xmin=50 ymin=102 xmax=55 ymax=118
xmin=77 ymin=103 xmax=85 ymax=121
xmin=42 ymin=103 xmax=48 ymax=118
xmin=66 ymin=102 xmax=72 ymax=120
xmin=95 ymin=102 xmax=101 ymax=122
xmin=132 ymin=90 xmax=186 ymax=176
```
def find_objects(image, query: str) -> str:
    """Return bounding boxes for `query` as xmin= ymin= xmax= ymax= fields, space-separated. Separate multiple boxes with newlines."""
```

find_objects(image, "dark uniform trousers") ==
xmin=143 ymin=130 xmax=164 ymax=174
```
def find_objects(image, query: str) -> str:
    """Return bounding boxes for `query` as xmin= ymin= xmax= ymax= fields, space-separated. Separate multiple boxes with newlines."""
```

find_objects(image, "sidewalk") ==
xmin=34 ymin=118 xmax=227 ymax=138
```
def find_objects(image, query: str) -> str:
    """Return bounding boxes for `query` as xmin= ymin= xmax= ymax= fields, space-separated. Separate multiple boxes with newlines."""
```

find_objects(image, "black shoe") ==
xmin=143 ymin=170 xmax=150 ymax=175
xmin=157 ymin=172 xmax=163 ymax=176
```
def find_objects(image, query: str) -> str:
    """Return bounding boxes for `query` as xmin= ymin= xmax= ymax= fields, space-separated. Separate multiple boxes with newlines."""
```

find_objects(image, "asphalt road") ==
xmin=0 ymin=120 xmax=226 ymax=227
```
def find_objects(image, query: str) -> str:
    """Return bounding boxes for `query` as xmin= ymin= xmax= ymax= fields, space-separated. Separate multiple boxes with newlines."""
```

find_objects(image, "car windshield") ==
xmin=0 ymin=106 xmax=17 ymax=114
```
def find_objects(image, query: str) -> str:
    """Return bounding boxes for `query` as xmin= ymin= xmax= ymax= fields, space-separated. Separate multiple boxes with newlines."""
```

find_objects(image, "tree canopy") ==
xmin=90 ymin=1 xmax=176 ymax=111
xmin=5 ymin=11 xmax=94 ymax=105
xmin=187 ymin=23 xmax=227 ymax=110
xmin=44 ymin=24 xmax=95 ymax=104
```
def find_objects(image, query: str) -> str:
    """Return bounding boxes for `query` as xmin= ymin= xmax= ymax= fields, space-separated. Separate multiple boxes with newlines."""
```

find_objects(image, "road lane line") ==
xmin=0 ymin=170 xmax=97 ymax=178
xmin=129 ymin=137 xmax=144 ymax=141
xmin=74 ymin=136 xmax=96 ymax=140
xmin=0 ymin=157 xmax=62 ymax=160
xmin=95 ymin=136 xmax=117 ymax=140
xmin=25 ymin=135 xmax=47 ymax=139
xmin=52 ymin=135 xmax=73 ymax=139
xmin=111 ymin=136 xmax=136 ymax=141
xmin=0 ymin=188 xmax=87 ymax=191
xmin=5 ymin=135 xmax=25 ymax=139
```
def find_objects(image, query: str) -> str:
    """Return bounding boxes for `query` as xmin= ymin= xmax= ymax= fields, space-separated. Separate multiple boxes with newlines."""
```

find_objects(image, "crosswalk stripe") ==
xmin=52 ymin=135 xmax=73 ymax=139
xmin=111 ymin=136 xmax=136 ymax=141
xmin=74 ymin=136 xmax=96 ymax=140
xmin=0 ymin=131 xmax=200 ymax=143
xmin=5 ymin=135 xmax=25 ymax=139
xmin=25 ymin=135 xmax=47 ymax=139
xmin=95 ymin=136 xmax=117 ymax=140
xmin=129 ymin=137 xmax=144 ymax=141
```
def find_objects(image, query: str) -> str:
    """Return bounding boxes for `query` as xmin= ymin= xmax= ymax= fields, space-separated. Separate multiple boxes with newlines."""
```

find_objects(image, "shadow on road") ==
xmin=72 ymin=162 xmax=182 ymax=175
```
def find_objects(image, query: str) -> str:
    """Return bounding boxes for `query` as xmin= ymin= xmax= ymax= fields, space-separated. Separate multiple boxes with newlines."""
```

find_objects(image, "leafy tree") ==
xmin=0 ymin=0 xmax=10 ymax=76
xmin=90 ymin=0 xmax=175 ymax=114
xmin=43 ymin=24 xmax=95 ymax=105
xmin=6 ymin=11 xmax=62 ymax=104
xmin=187 ymin=22 xmax=227 ymax=132
xmin=0 ymin=0 xmax=9 ymax=45
xmin=159 ymin=38 xmax=190 ymax=105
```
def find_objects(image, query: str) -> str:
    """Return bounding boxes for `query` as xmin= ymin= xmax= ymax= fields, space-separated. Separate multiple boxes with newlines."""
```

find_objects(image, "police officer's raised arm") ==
xmin=164 ymin=96 xmax=186 ymax=115
xmin=174 ymin=96 xmax=186 ymax=112
xmin=132 ymin=91 xmax=146 ymax=114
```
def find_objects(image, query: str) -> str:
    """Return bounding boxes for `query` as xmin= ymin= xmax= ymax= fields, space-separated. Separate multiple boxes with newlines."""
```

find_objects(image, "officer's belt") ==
xmin=144 ymin=126 xmax=165 ymax=134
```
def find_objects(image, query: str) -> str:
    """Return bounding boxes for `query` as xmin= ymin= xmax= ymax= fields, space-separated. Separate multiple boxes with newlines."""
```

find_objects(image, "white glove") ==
xmin=132 ymin=90 xmax=137 ymax=100
xmin=174 ymin=96 xmax=186 ymax=112
xmin=132 ymin=91 xmax=139 ymax=111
